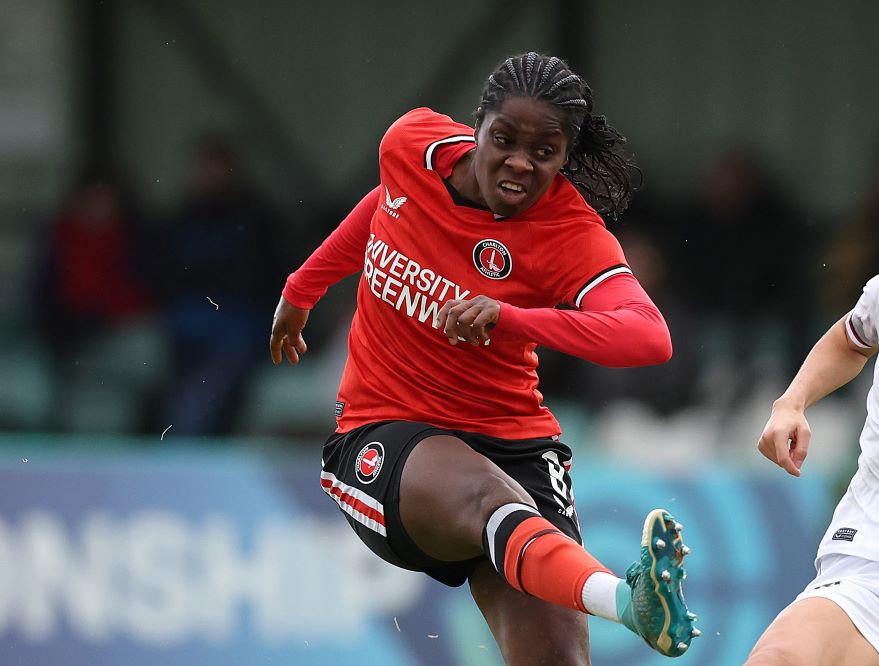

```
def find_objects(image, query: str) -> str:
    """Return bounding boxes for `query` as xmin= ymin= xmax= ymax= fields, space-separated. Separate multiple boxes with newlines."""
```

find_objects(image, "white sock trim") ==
xmin=484 ymin=502 xmax=539 ymax=569
xmin=581 ymin=571 xmax=625 ymax=622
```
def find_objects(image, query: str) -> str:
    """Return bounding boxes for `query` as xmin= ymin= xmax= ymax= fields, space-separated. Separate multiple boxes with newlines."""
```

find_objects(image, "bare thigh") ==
xmin=470 ymin=559 xmax=590 ymax=666
xmin=399 ymin=434 xmax=536 ymax=561
xmin=400 ymin=435 xmax=590 ymax=663
xmin=746 ymin=597 xmax=879 ymax=666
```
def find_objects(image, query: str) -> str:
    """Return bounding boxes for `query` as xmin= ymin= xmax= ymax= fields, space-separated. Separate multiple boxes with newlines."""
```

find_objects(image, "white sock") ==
xmin=580 ymin=571 xmax=625 ymax=622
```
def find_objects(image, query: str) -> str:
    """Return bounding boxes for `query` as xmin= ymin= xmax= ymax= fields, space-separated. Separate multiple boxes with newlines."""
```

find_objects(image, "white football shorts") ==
xmin=793 ymin=553 xmax=879 ymax=653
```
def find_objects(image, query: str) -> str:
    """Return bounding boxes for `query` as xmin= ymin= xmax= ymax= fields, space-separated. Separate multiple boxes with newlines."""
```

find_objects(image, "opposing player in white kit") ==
xmin=747 ymin=274 xmax=879 ymax=665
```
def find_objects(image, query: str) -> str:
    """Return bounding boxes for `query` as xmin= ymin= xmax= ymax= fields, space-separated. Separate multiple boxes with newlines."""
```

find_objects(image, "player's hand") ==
xmin=435 ymin=295 xmax=500 ymax=346
xmin=269 ymin=297 xmax=309 ymax=365
xmin=757 ymin=399 xmax=811 ymax=477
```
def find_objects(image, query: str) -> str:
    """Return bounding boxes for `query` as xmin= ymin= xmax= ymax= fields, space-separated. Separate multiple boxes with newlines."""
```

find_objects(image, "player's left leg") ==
xmin=469 ymin=559 xmax=592 ymax=665
xmin=746 ymin=598 xmax=879 ymax=666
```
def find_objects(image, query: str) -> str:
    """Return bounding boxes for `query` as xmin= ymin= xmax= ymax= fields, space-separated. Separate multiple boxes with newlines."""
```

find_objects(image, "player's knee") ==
xmin=470 ymin=471 xmax=534 ymax=524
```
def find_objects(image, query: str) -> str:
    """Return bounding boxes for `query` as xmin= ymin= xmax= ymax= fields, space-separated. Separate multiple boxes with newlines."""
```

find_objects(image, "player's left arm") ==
xmin=498 ymin=273 xmax=671 ymax=365
xmin=436 ymin=273 xmax=672 ymax=366
xmin=437 ymin=218 xmax=672 ymax=362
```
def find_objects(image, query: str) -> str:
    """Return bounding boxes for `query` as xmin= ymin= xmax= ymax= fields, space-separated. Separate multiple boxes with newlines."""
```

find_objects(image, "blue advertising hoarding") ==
xmin=0 ymin=436 xmax=831 ymax=665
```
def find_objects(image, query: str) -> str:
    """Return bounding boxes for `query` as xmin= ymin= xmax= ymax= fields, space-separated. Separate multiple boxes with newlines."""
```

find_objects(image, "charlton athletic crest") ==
xmin=355 ymin=442 xmax=385 ymax=484
xmin=473 ymin=239 xmax=512 ymax=280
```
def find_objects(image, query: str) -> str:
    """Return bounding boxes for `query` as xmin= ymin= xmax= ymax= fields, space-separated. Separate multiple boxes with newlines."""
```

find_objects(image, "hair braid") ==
xmin=546 ymin=74 xmax=581 ymax=96
xmin=475 ymin=52 xmax=639 ymax=219
xmin=538 ymin=56 xmax=561 ymax=88
xmin=504 ymin=58 xmax=521 ymax=90
xmin=525 ymin=52 xmax=537 ymax=88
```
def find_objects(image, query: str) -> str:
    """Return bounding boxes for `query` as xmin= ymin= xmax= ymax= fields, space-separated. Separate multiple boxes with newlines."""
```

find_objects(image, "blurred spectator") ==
xmin=34 ymin=170 xmax=154 ymax=353
xmin=156 ymin=134 xmax=285 ymax=435
xmin=32 ymin=169 xmax=164 ymax=432
xmin=546 ymin=195 xmax=700 ymax=414
xmin=672 ymin=149 xmax=815 ymax=403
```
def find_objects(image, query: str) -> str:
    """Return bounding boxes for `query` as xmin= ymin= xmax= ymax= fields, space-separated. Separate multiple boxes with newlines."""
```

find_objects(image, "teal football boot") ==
xmin=617 ymin=508 xmax=700 ymax=657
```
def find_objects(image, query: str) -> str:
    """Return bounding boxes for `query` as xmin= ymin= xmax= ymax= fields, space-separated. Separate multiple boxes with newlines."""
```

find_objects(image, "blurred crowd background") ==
xmin=2 ymin=2 xmax=879 ymax=664
xmin=2 ymin=0 xmax=878 ymax=459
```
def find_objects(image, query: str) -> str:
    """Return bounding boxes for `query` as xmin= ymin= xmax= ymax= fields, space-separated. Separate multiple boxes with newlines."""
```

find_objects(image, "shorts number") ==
xmin=542 ymin=451 xmax=573 ymax=514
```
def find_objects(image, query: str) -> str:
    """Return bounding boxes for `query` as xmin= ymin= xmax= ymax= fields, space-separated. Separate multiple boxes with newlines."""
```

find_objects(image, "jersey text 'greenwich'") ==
xmin=363 ymin=233 xmax=471 ymax=324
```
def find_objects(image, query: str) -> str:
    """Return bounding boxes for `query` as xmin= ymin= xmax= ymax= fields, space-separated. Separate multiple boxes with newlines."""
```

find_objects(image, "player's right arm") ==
xmin=759 ymin=293 xmax=878 ymax=476
xmin=270 ymin=186 xmax=379 ymax=365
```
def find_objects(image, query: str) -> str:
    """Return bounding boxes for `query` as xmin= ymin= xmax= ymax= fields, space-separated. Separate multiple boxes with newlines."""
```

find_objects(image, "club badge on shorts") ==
xmin=473 ymin=239 xmax=512 ymax=280
xmin=355 ymin=442 xmax=385 ymax=484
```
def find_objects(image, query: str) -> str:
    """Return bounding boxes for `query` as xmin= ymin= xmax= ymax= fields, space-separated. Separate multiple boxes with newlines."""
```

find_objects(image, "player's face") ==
xmin=472 ymin=96 xmax=570 ymax=217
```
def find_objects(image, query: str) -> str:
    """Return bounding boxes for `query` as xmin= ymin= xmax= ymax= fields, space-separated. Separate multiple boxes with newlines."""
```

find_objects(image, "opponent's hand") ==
xmin=435 ymin=295 xmax=500 ymax=346
xmin=757 ymin=399 xmax=811 ymax=477
xmin=269 ymin=297 xmax=310 ymax=365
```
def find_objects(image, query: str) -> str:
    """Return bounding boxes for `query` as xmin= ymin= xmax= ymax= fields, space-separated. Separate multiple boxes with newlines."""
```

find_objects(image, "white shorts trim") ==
xmin=794 ymin=554 xmax=879 ymax=653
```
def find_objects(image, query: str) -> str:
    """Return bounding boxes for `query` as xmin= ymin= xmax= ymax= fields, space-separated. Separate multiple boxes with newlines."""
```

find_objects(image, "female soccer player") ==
xmin=748 ymin=275 xmax=879 ymax=665
xmin=270 ymin=53 xmax=698 ymax=663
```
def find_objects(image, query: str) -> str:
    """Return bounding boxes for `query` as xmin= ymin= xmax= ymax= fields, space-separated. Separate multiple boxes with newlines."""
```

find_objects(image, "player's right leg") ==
xmin=746 ymin=598 xmax=879 ymax=665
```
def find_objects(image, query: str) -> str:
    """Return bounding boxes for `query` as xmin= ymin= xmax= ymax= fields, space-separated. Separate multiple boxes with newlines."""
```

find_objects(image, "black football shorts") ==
xmin=320 ymin=420 xmax=582 ymax=587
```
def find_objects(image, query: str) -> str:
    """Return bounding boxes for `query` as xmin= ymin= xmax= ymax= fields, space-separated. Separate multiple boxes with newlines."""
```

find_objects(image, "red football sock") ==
xmin=482 ymin=503 xmax=612 ymax=612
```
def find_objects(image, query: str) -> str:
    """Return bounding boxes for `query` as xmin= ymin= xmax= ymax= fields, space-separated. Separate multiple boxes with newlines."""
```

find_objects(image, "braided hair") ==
xmin=476 ymin=52 xmax=639 ymax=219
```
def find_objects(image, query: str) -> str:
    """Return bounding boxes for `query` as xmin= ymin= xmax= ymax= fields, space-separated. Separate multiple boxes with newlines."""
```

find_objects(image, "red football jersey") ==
xmin=335 ymin=108 xmax=627 ymax=438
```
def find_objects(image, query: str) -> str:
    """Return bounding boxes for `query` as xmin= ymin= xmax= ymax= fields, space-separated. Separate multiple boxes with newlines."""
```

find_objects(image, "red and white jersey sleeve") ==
xmin=334 ymin=107 xmax=646 ymax=439
xmin=817 ymin=274 xmax=879 ymax=565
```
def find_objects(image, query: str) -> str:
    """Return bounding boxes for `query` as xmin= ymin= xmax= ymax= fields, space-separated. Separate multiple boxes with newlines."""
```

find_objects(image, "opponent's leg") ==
xmin=469 ymin=559 xmax=591 ymax=666
xmin=746 ymin=598 xmax=879 ymax=666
